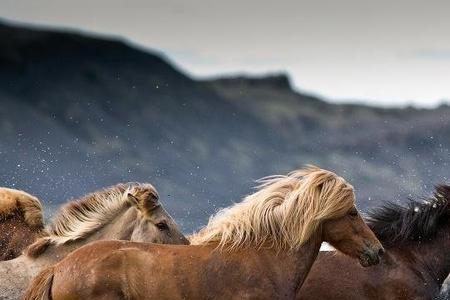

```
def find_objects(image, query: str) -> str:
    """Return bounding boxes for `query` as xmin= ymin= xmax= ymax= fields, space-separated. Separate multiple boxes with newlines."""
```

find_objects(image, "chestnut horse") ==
xmin=25 ymin=166 xmax=384 ymax=300
xmin=0 ymin=182 xmax=188 ymax=300
xmin=299 ymin=184 xmax=450 ymax=300
xmin=0 ymin=187 xmax=46 ymax=260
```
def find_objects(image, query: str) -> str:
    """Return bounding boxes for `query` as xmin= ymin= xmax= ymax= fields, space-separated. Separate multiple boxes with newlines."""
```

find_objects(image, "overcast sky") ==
xmin=1 ymin=0 xmax=450 ymax=107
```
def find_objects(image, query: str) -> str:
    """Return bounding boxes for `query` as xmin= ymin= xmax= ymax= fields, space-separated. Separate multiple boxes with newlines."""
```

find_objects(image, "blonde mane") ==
xmin=0 ymin=187 xmax=44 ymax=228
xmin=26 ymin=182 xmax=157 ymax=257
xmin=190 ymin=165 xmax=355 ymax=250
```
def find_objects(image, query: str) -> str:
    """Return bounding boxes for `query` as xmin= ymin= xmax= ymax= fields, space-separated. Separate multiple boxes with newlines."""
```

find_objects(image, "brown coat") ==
xmin=0 ymin=187 xmax=45 ymax=260
xmin=0 ymin=212 xmax=44 ymax=260
xmin=299 ymin=185 xmax=450 ymax=300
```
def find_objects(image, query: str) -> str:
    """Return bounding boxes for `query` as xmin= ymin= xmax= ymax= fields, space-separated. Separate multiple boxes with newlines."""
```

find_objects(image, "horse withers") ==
xmin=25 ymin=166 xmax=384 ymax=300
xmin=0 ymin=187 xmax=46 ymax=261
xmin=0 ymin=182 xmax=188 ymax=300
xmin=299 ymin=184 xmax=450 ymax=300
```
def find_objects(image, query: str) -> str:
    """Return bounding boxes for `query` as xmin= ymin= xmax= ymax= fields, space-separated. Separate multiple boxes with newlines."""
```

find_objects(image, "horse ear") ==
xmin=127 ymin=192 xmax=159 ymax=212
xmin=127 ymin=193 xmax=140 ymax=206
xmin=143 ymin=192 xmax=159 ymax=211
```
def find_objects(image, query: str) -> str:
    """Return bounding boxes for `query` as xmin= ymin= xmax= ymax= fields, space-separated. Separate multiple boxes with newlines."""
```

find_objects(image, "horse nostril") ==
xmin=378 ymin=247 xmax=385 ymax=257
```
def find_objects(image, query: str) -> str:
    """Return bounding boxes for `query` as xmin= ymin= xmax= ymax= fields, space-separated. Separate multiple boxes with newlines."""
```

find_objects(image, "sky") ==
xmin=1 ymin=0 xmax=450 ymax=108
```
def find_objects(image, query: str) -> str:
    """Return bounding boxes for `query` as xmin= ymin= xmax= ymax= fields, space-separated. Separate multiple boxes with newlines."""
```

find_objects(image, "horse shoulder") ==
xmin=381 ymin=257 xmax=438 ymax=300
xmin=51 ymin=246 xmax=130 ymax=299
xmin=299 ymin=251 xmax=376 ymax=299
xmin=118 ymin=245 xmax=213 ymax=299
xmin=90 ymin=246 xmax=170 ymax=299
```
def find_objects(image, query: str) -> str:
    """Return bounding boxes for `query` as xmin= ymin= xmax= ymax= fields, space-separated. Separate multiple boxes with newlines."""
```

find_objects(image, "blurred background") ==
xmin=0 ymin=0 xmax=449 ymax=232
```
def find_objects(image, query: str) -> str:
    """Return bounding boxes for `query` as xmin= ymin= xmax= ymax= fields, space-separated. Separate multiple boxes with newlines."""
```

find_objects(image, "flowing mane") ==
xmin=26 ymin=182 xmax=157 ymax=257
xmin=0 ymin=187 xmax=44 ymax=228
xmin=367 ymin=184 xmax=450 ymax=248
xmin=190 ymin=165 xmax=355 ymax=250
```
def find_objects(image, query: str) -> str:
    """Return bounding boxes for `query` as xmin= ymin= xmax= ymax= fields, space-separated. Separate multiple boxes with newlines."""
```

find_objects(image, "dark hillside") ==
xmin=1 ymin=20 xmax=449 ymax=231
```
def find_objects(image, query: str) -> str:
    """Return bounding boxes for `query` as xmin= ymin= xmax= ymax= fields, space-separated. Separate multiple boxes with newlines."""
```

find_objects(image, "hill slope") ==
xmin=1 ymin=21 xmax=449 ymax=231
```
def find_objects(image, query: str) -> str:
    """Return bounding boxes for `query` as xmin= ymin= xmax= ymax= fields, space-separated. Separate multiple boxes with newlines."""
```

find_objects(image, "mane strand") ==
xmin=367 ymin=184 xmax=450 ymax=248
xmin=190 ymin=165 xmax=355 ymax=251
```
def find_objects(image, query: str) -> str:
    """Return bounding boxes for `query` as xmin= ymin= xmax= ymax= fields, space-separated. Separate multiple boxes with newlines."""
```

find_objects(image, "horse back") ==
xmin=51 ymin=242 xmax=286 ymax=300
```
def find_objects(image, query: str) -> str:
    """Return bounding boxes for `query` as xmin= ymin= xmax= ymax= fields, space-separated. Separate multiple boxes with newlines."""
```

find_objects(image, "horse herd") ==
xmin=0 ymin=166 xmax=449 ymax=299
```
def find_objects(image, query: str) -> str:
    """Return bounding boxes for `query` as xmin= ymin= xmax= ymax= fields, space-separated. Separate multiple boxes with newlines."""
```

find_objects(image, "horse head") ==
xmin=126 ymin=185 xmax=189 ymax=245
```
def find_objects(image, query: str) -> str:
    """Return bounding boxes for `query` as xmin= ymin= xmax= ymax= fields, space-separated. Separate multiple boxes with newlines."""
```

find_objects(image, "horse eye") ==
xmin=155 ymin=222 xmax=168 ymax=231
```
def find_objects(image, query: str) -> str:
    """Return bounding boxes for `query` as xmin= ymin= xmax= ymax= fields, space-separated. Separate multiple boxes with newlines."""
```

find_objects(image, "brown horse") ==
xmin=0 ymin=182 xmax=188 ymax=300
xmin=0 ymin=187 xmax=46 ymax=260
xmin=299 ymin=184 xmax=450 ymax=300
xmin=25 ymin=166 xmax=384 ymax=300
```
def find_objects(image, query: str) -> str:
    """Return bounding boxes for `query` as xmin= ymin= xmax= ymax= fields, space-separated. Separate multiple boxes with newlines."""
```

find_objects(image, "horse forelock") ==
xmin=367 ymin=184 xmax=450 ymax=248
xmin=26 ymin=182 xmax=157 ymax=258
xmin=0 ymin=187 xmax=44 ymax=228
xmin=190 ymin=165 xmax=354 ymax=251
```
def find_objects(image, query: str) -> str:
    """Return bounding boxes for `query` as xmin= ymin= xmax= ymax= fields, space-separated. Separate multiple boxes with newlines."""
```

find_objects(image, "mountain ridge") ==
xmin=1 ymin=20 xmax=449 ymax=232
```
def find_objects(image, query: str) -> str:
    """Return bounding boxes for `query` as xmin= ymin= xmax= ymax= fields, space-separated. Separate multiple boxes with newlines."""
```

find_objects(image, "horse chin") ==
xmin=358 ymin=256 xmax=372 ymax=267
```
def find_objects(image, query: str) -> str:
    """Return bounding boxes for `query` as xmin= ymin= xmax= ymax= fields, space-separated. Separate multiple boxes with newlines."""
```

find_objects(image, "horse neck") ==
xmin=0 ymin=214 xmax=39 ymax=260
xmin=0 ymin=216 xmax=18 ymax=259
xmin=401 ymin=221 xmax=450 ymax=285
xmin=253 ymin=233 xmax=322 ymax=296
xmin=39 ymin=206 xmax=139 ymax=263
xmin=290 ymin=234 xmax=323 ymax=293
xmin=0 ymin=215 xmax=18 ymax=243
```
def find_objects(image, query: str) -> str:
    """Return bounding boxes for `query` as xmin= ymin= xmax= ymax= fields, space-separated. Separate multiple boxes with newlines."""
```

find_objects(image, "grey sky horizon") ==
xmin=1 ymin=0 xmax=449 ymax=108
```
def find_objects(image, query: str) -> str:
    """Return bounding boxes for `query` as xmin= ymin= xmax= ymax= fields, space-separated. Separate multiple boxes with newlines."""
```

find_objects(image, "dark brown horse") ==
xmin=299 ymin=184 xmax=450 ymax=300
xmin=25 ymin=166 xmax=384 ymax=300
xmin=0 ymin=187 xmax=46 ymax=260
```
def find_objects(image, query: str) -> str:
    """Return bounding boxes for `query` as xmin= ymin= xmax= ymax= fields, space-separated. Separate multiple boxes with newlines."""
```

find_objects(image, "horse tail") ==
xmin=23 ymin=265 xmax=55 ymax=300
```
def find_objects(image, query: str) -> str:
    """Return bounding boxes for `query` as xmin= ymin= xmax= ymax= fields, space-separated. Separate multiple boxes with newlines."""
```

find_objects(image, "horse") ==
xmin=298 ymin=184 xmax=450 ymax=300
xmin=25 ymin=166 xmax=384 ymax=300
xmin=0 ymin=182 xmax=188 ymax=300
xmin=0 ymin=187 xmax=46 ymax=261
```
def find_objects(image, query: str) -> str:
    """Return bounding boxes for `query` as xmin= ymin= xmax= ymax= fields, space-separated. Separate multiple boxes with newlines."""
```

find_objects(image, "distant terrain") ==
xmin=1 ymin=20 xmax=450 ymax=232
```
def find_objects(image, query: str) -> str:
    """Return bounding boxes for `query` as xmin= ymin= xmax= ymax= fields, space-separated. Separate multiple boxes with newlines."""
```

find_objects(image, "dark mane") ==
xmin=367 ymin=184 xmax=450 ymax=248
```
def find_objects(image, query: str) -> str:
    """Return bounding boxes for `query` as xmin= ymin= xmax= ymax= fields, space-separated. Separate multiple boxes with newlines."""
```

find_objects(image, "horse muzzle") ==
xmin=358 ymin=246 xmax=384 ymax=267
